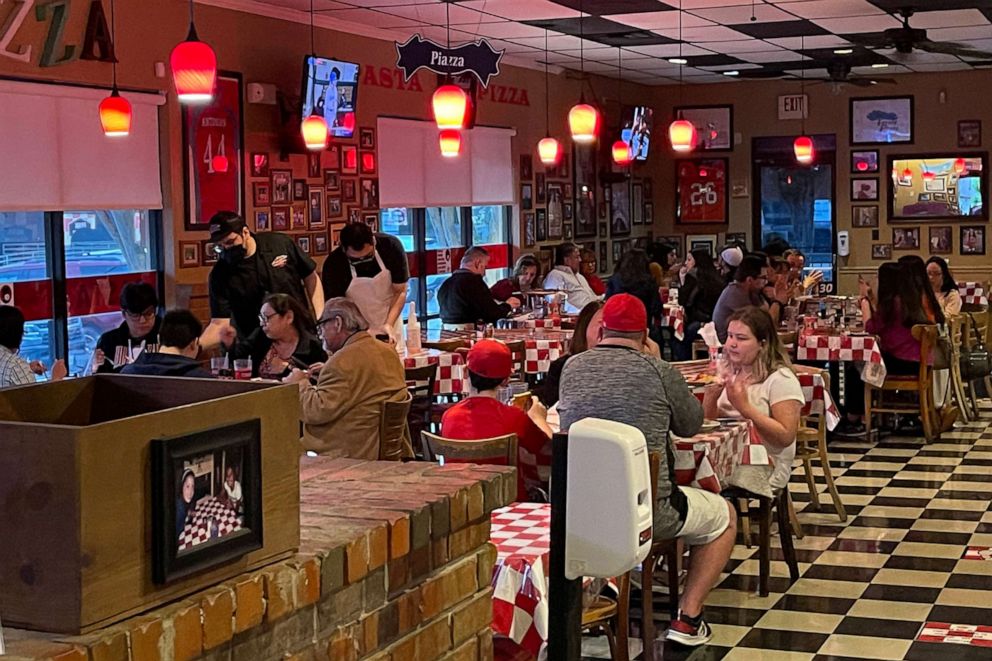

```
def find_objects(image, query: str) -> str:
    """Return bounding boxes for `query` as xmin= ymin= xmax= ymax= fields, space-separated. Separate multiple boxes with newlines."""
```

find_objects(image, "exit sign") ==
xmin=778 ymin=94 xmax=808 ymax=120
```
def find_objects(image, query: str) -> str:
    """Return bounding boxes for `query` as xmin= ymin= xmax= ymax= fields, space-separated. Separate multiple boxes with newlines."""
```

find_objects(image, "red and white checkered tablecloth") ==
xmin=660 ymin=304 xmax=685 ymax=341
xmin=794 ymin=368 xmax=841 ymax=430
xmin=958 ymin=281 xmax=988 ymax=306
xmin=524 ymin=339 xmax=563 ymax=375
xmin=673 ymin=421 xmax=765 ymax=493
xmin=402 ymin=349 xmax=468 ymax=397
xmin=795 ymin=332 xmax=887 ymax=387
xmin=500 ymin=317 xmax=573 ymax=330
xmin=917 ymin=622 xmax=992 ymax=648
xmin=178 ymin=496 xmax=243 ymax=551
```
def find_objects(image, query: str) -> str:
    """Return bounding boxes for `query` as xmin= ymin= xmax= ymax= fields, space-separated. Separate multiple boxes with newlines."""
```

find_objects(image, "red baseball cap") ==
xmin=601 ymin=293 xmax=647 ymax=332
xmin=467 ymin=339 xmax=513 ymax=380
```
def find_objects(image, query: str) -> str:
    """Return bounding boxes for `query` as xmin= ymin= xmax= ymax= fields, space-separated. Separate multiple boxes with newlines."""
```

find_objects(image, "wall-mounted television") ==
xmin=621 ymin=106 xmax=653 ymax=161
xmin=301 ymin=56 xmax=360 ymax=138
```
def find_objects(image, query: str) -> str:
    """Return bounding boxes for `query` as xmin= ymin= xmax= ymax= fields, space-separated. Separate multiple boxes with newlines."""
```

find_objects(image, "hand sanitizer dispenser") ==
xmin=565 ymin=418 xmax=653 ymax=579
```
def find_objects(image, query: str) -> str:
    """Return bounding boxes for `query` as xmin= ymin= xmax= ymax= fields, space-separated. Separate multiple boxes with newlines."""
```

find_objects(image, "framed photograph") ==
xmin=610 ymin=181 xmax=630 ymax=237
xmin=852 ymin=150 xmax=879 ymax=173
xmin=851 ymin=178 xmax=879 ymax=201
xmin=182 ymin=72 xmax=244 ymax=230
xmin=297 ymin=235 xmax=311 ymax=254
xmin=521 ymin=183 xmax=533 ymax=211
xmin=254 ymin=210 xmax=270 ymax=233
xmin=179 ymin=241 xmax=200 ymax=268
xmin=687 ymin=234 xmax=718 ymax=256
xmin=361 ymin=179 xmax=379 ymax=210
xmin=349 ymin=207 xmax=361 ymax=224
xmin=270 ymin=170 xmax=292 ymax=205
xmin=341 ymin=145 xmax=358 ymax=175
xmin=291 ymin=205 xmax=307 ymax=230
xmin=327 ymin=196 xmax=343 ymax=219
xmin=643 ymin=178 xmax=653 ymax=199
xmin=313 ymin=232 xmax=329 ymax=255
xmin=598 ymin=242 xmax=608 ymax=270
xmin=631 ymin=182 xmax=644 ymax=225
xmin=308 ymin=187 xmax=324 ymax=228
xmin=888 ymin=154 xmax=987 ymax=221
xmin=598 ymin=223 xmax=607 ymax=239
xmin=524 ymin=212 xmax=535 ymax=247
xmin=676 ymin=158 xmax=729 ymax=225
xmin=673 ymin=105 xmax=733 ymax=151
xmin=359 ymin=127 xmax=376 ymax=149
xmin=612 ymin=240 xmax=623 ymax=265
xmin=307 ymin=152 xmax=321 ymax=179
xmin=360 ymin=151 xmax=377 ymax=175
xmin=324 ymin=170 xmax=340 ymax=192
xmin=958 ymin=120 xmax=982 ymax=148
xmin=564 ymin=183 xmax=573 ymax=200
xmin=574 ymin=144 xmax=597 ymax=238
xmin=252 ymin=182 xmax=270 ymax=206
xmin=850 ymin=96 xmax=913 ymax=145
xmin=961 ymin=226 xmax=986 ymax=255
xmin=324 ymin=144 xmax=341 ymax=171
xmin=659 ymin=235 xmax=683 ymax=259
xmin=547 ymin=182 xmax=565 ymax=240
xmin=271 ymin=206 xmax=289 ymax=231
xmin=520 ymin=154 xmax=533 ymax=180
xmin=892 ymin=226 xmax=920 ymax=250
xmin=644 ymin=202 xmax=654 ymax=224
xmin=202 ymin=240 xmax=219 ymax=265
xmin=293 ymin=179 xmax=307 ymax=201
xmin=872 ymin=243 xmax=892 ymax=260
xmin=535 ymin=173 xmax=546 ymax=204
xmin=563 ymin=203 xmax=573 ymax=221
xmin=536 ymin=209 xmax=547 ymax=242
xmin=151 ymin=420 xmax=262 ymax=584
xmin=929 ymin=226 xmax=952 ymax=254
xmin=852 ymin=205 xmax=879 ymax=228
xmin=249 ymin=152 xmax=269 ymax=178
xmin=342 ymin=178 xmax=357 ymax=203
xmin=363 ymin=213 xmax=379 ymax=231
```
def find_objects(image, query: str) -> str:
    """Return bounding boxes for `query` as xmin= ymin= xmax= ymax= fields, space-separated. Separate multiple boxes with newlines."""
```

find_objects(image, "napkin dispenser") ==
xmin=565 ymin=418 xmax=653 ymax=579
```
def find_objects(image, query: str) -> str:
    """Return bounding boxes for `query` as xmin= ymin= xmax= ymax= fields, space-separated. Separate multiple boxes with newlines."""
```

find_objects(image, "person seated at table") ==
xmin=0 ymin=305 xmax=67 ymax=388
xmin=899 ymin=255 xmax=945 ymax=325
xmin=783 ymin=249 xmax=824 ymax=298
xmin=702 ymin=307 xmax=804 ymax=492
xmin=580 ymin=249 xmax=606 ymax=296
xmin=717 ymin=244 xmax=743 ymax=284
xmin=121 ymin=310 xmax=214 ymax=378
xmin=542 ymin=242 xmax=601 ymax=314
xmin=220 ymin=293 xmax=326 ymax=380
xmin=713 ymin=255 xmax=786 ymax=343
xmin=94 ymin=281 xmax=161 ymax=373
xmin=438 ymin=247 xmax=521 ymax=327
xmin=926 ymin=256 xmax=962 ymax=316
xmin=176 ymin=469 xmax=197 ymax=541
xmin=440 ymin=339 xmax=552 ymax=502
xmin=558 ymin=294 xmax=736 ymax=647
xmin=289 ymin=297 xmax=412 ymax=458
xmin=536 ymin=300 xmax=604 ymax=407
xmin=491 ymin=254 xmax=540 ymax=302
xmin=647 ymin=242 xmax=678 ymax=286
xmin=220 ymin=465 xmax=243 ymax=514
xmin=607 ymin=249 xmax=663 ymax=328
xmin=672 ymin=249 xmax=725 ymax=361
xmin=838 ymin=262 xmax=930 ymax=435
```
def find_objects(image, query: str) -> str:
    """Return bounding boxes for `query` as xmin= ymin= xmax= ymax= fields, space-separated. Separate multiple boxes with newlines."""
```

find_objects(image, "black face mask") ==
xmin=348 ymin=253 xmax=375 ymax=266
xmin=221 ymin=244 xmax=247 ymax=264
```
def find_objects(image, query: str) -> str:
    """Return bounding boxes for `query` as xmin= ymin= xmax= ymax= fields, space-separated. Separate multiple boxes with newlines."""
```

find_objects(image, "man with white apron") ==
xmin=346 ymin=248 xmax=405 ymax=347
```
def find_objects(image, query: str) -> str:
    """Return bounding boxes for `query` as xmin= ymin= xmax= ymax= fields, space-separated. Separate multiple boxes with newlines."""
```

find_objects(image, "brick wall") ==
xmin=3 ymin=459 xmax=516 ymax=661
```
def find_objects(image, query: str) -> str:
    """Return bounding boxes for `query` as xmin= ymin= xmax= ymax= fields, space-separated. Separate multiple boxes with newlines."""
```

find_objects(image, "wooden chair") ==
xmin=505 ymin=339 xmax=527 ymax=380
xmin=582 ymin=572 xmax=631 ymax=661
xmin=639 ymin=452 xmax=681 ymax=661
xmin=864 ymin=324 xmax=939 ymax=443
xmin=378 ymin=392 xmax=413 ymax=461
xmin=404 ymin=363 xmax=438 ymax=449
xmin=794 ymin=369 xmax=846 ymax=522
xmin=946 ymin=315 xmax=974 ymax=422
xmin=724 ymin=486 xmax=800 ymax=598
xmin=420 ymin=430 xmax=518 ymax=466
xmin=961 ymin=308 xmax=991 ymax=416
xmin=422 ymin=337 xmax=470 ymax=352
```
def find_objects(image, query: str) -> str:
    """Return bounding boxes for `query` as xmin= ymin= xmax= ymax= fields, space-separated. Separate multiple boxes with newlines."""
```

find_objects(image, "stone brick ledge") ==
xmin=3 ymin=459 xmax=515 ymax=661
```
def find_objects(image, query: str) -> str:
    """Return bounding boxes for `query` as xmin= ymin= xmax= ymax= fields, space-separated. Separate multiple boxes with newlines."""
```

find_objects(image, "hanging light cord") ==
xmin=188 ymin=0 xmax=194 ymax=25
xmin=678 ymin=1 xmax=684 ymax=102
xmin=309 ymin=0 xmax=315 ymax=57
xmin=446 ymin=1 xmax=451 ymax=49
xmin=617 ymin=47 xmax=622 ymax=106
xmin=800 ymin=33 xmax=806 ymax=136
xmin=110 ymin=0 xmax=117 ymax=89
xmin=544 ymin=29 xmax=550 ymax=134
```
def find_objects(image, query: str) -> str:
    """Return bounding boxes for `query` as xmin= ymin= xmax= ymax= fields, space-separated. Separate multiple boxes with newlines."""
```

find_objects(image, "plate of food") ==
xmin=699 ymin=419 xmax=720 ymax=433
xmin=685 ymin=372 xmax=719 ymax=386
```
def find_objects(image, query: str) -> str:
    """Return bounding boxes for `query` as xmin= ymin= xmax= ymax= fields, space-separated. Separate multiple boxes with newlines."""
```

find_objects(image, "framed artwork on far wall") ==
xmin=524 ymin=212 xmax=535 ymax=247
xmin=687 ymin=234 xmax=718 ymax=256
xmin=892 ymin=226 xmax=920 ymax=250
xmin=658 ymin=235 xmax=683 ymax=259
xmin=183 ymin=71 xmax=244 ymax=230
xmin=961 ymin=225 xmax=986 ymax=255
xmin=631 ymin=182 xmax=644 ymax=225
xmin=598 ymin=242 xmax=608 ymax=271
xmin=872 ymin=244 xmax=892 ymax=260
xmin=850 ymin=96 xmax=913 ymax=145
xmin=179 ymin=241 xmax=200 ymax=268
xmin=547 ymin=182 xmax=565 ymax=240
xmin=252 ymin=182 xmax=270 ymax=206
xmin=536 ymin=209 xmax=547 ymax=242
xmin=851 ymin=178 xmax=879 ymax=201
xmin=672 ymin=105 xmax=733 ymax=151
xmin=249 ymin=152 xmax=269 ymax=178
xmin=254 ymin=210 xmax=269 ymax=232
xmin=958 ymin=120 xmax=982 ymax=148
xmin=852 ymin=150 xmax=879 ymax=173
xmin=929 ymin=226 xmax=952 ymax=254
xmin=852 ymin=205 xmax=879 ymax=228
xmin=676 ymin=158 xmax=729 ymax=225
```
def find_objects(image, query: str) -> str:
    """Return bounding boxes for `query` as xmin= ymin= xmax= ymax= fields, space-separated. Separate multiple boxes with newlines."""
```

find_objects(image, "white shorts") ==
xmin=677 ymin=487 xmax=731 ymax=546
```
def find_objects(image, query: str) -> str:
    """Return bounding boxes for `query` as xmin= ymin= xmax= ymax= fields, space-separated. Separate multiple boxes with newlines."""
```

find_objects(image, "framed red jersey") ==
xmin=183 ymin=72 xmax=244 ymax=229
xmin=676 ymin=158 xmax=729 ymax=225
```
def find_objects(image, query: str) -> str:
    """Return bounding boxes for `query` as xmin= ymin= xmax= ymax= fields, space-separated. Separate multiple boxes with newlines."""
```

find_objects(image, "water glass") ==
xmin=233 ymin=358 xmax=252 ymax=380
xmin=211 ymin=356 xmax=231 ymax=379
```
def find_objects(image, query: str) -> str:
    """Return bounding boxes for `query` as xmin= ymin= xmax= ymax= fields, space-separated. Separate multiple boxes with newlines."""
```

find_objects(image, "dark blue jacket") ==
xmin=120 ymin=353 xmax=214 ymax=378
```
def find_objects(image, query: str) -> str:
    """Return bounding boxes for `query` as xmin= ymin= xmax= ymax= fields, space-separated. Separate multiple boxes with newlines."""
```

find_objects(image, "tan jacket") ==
xmin=300 ymin=332 xmax=411 ymax=459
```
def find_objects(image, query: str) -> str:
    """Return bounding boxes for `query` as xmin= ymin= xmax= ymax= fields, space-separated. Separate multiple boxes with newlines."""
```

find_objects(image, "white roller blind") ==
xmin=0 ymin=80 xmax=165 ymax=210
xmin=378 ymin=117 xmax=515 ymax=208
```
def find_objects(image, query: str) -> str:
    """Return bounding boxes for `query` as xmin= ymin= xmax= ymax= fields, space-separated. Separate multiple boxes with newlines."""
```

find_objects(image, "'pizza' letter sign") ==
xmin=395 ymin=35 xmax=503 ymax=87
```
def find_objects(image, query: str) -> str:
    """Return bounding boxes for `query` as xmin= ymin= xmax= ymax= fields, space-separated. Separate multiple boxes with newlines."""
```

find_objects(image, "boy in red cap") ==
xmin=440 ymin=339 xmax=552 ymax=501
xmin=558 ymin=293 xmax=736 ymax=647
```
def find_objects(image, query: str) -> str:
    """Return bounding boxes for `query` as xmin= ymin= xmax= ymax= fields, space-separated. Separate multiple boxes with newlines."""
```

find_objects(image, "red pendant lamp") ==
xmin=536 ymin=30 xmax=562 ymax=166
xmin=901 ymin=167 xmax=913 ymax=181
xmin=439 ymin=129 xmax=462 ymax=158
xmin=611 ymin=48 xmax=632 ymax=167
xmin=99 ymin=0 xmax=130 ymax=137
xmin=300 ymin=0 xmax=327 ymax=151
xmin=612 ymin=140 xmax=632 ymax=166
xmin=432 ymin=85 xmax=469 ymax=130
xmin=538 ymin=137 xmax=562 ymax=166
xmin=669 ymin=119 xmax=696 ymax=153
xmin=794 ymin=136 xmax=815 ymax=165
xmin=568 ymin=2 xmax=599 ymax=144
xmin=954 ymin=157 xmax=967 ymax=174
xmin=170 ymin=0 xmax=217 ymax=104
xmin=921 ymin=165 xmax=935 ymax=182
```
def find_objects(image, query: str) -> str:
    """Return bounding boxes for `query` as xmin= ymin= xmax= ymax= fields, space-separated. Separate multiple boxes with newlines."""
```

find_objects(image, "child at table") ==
xmin=701 ymin=306 xmax=804 ymax=491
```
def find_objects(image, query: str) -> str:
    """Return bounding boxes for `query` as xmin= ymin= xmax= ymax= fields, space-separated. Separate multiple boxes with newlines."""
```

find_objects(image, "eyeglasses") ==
xmin=258 ymin=311 xmax=278 ymax=326
xmin=124 ymin=309 xmax=156 ymax=322
xmin=315 ymin=315 xmax=338 ymax=336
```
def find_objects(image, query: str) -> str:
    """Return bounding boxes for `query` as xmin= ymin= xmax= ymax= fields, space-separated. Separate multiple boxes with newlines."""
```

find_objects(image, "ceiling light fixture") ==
xmin=537 ymin=29 xmax=562 ymax=166
xmin=568 ymin=0 xmax=600 ymax=143
xmin=834 ymin=48 xmax=853 ymax=55
xmin=432 ymin=2 xmax=469 ymax=133
xmin=301 ymin=0 xmax=328 ymax=151
xmin=794 ymin=33 xmax=814 ymax=165
xmin=669 ymin=1 xmax=696 ymax=152
xmin=170 ymin=0 xmax=217 ymax=104
xmin=439 ymin=129 xmax=462 ymax=157
xmin=723 ymin=70 xmax=739 ymax=76
xmin=668 ymin=58 xmax=688 ymax=65
xmin=99 ymin=0 xmax=130 ymax=137
xmin=954 ymin=157 xmax=967 ymax=174
xmin=872 ymin=63 xmax=889 ymax=68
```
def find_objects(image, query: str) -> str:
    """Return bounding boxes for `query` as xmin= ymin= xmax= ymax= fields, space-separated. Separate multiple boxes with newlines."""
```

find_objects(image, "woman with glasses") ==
xmin=94 ymin=282 xmax=162 ymax=373
xmin=579 ymin=249 xmax=606 ymax=296
xmin=221 ymin=293 xmax=326 ymax=380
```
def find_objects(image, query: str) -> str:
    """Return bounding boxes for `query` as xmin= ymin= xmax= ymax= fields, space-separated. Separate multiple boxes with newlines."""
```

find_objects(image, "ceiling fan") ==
xmin=846 ymin=7 xmax=992 ymax=60
xmin=810 ymin=60 xmax=896 ymax=88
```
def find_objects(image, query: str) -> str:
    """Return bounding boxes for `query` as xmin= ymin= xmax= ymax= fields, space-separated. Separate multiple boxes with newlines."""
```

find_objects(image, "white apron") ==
xmin=345 ymin=249 xmax=404 ymax=349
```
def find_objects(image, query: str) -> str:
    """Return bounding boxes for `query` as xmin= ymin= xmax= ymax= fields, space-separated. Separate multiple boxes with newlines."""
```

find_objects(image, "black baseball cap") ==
xmin=208 ymin=211 xmax=246 ymax=242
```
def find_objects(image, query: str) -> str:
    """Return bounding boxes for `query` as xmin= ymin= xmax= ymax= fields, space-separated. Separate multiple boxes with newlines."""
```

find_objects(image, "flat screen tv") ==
xmin=621 ymin=106 xmax=653 ymax=161
xmin=301 ymin=56 xmax=360 ymax=138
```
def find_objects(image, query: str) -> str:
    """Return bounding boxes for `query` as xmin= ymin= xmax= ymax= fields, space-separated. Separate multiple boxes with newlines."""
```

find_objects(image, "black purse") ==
xmin=960 ymin=313 xmax=992 ymax=381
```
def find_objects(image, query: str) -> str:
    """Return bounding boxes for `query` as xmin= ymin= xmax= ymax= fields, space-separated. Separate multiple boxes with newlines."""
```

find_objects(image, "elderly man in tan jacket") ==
xmin=288 ymin=297 xmax=412 ymax=458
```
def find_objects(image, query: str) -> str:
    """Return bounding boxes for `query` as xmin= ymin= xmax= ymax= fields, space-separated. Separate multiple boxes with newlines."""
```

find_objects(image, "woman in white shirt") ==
xmin=702 ymin=306 xmax=804 ymax=491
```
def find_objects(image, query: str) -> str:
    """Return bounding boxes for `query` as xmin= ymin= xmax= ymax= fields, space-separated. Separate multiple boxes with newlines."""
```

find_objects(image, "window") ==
xmin=0 ymin=212 xmax=52 ymax=377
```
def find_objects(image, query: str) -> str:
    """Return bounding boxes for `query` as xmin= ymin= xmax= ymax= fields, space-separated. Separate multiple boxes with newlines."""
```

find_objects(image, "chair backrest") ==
xmin=910 ymin=324 xmax=938 ymax=382
xmin=379 ymin=392 xmax=413 ymax=461
xmin=504 ymin=339 xmax=526 ymax=376
xmin=404 ymin=362 xmax=438 ymax=402
xmin=420 ymin=430 xmax=518 ymax=466
xmin=429 ymin=338 xmax=470 ymax=352
xmin=964 ymin=307 xmax=991 ymax=349
xmin=947 ymin=314 xmax=965 ymax=358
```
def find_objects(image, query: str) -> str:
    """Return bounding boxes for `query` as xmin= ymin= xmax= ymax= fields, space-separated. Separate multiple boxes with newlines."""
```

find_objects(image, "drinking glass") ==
xmin=233 ymin=358 xmax=252 ymax=380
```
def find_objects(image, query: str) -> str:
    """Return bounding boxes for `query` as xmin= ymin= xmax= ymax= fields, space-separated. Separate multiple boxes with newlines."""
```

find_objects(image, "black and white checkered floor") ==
xmin=582 ymin=404 xmax=992 ymax=661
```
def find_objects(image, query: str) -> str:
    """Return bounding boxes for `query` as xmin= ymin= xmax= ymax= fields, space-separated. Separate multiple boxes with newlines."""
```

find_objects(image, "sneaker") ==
xmin=665 ymin=610 xmax=712 ymax=646
xmin=833 ymin=418 xmax=865 ymax=437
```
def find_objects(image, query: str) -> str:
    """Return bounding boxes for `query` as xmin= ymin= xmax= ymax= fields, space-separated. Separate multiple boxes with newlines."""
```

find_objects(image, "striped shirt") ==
xmin=0 ymin=345 xmax=36 ymax=389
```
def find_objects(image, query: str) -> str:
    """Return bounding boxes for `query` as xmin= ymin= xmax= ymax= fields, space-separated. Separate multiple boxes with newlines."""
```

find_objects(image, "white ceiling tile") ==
xmin=766 ymin=35 xmax=853 ymax=49
xmin=651 ymin=25 xmax=752 ymax=42
xmin=927 ymin=26 xmax=992 ymax=42
xmin=601 ymin=10 xmax=714 ymax=30
xmin=450 ymin=21 xmax=549 ymax=40
xmin=959 ymin=38 xmax=992 ymax=52
xmin=373 ymin=3 xmax=486 ymax=26
xmin=811 ymin=14 xmax=901 ymax=34
xmin=700 ymin=62 xmax=764 ymax=71
xmin=466 ymin=37 xmax=540 ymax=54
xmin=677 ymin=0 xmax=756 ymax=8
xmin=713 ymin=39 xmax=786 ymax=54
xmin=734 ymin=50 xmax=809 ymax=63
xmin=624 ymin=43 xmax=714 ymax=57
xmin=457 ymin=0 xmax=586 ymax=21
xmin=903 ymin=63 xmax=974 ymax=72
xmin=690 ymin=3 xmax=798 ymax=24
xmin=324 ymin=8 xmax=421 ymax=27
xmin=509 ymin=34 xmax=603 ymax=50
xmin=909 ymin=10 xmax=990 ymax=30
xmin=878 ymin=49 xmax=962 ymax=65
xmin=775 ymin=0 xmax=884 ymax=20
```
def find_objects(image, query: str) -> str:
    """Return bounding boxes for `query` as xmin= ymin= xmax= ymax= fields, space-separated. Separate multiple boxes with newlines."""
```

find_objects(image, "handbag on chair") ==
xmin=960 ymin=313 xmax=992 ymax=381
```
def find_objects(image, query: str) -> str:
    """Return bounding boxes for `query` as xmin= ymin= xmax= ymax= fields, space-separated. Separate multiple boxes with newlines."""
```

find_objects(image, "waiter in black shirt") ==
xmin=437 ymin=246 xmax=521 ymax=328
xmin=201 ymin=212 xmax=323 ymax=346
xmin=321 ymin=222 xmax=409 ymax=343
